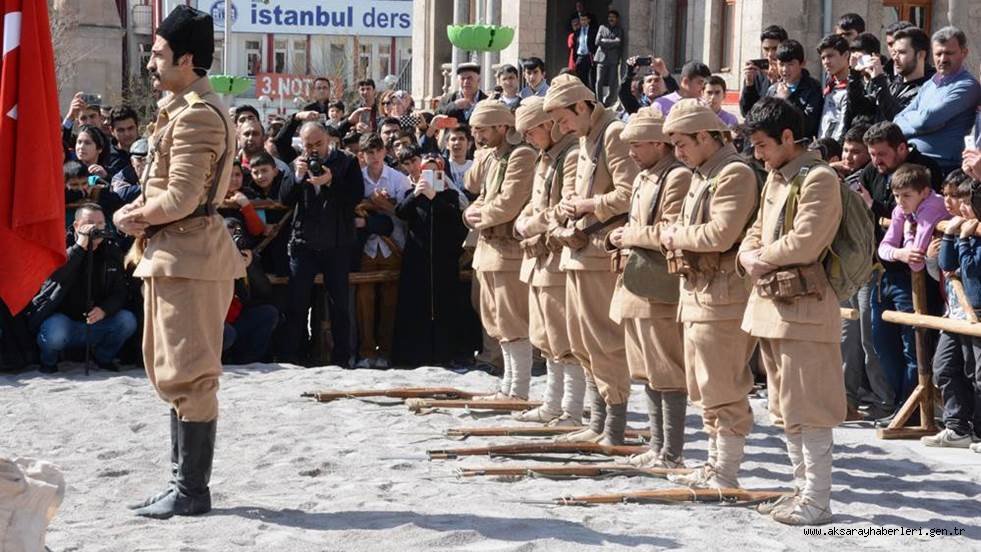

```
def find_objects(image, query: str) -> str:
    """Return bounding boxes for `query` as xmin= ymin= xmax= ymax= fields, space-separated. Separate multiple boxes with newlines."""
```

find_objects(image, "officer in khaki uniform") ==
xmin=113 ymin=6 xmax=243 ymax=519
xmin=606 ymin=107 xmax=692 ymax=468
xmin=543 ymin=75 xmax=639 ymax=445
xmin=512 ymin=96 xmax=586 ymax=426
xmin=738 ymin=97 xmax=846 ymax=526
xmin=660 ymin=99 xmax=758 ymax=489
xmin=463 ymin=101 xmax=537 ymax=399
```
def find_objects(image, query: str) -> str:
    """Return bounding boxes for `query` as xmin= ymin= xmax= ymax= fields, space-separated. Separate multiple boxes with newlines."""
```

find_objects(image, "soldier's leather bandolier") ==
xmin=520 ymin=140 xmax=577 ymax=260
xmin=548 ymin=120 xmax=626 ymax=251
xmin=667 ymin=157 xmax=759 ymax=279
xmin=754 ymin=161 xmax=827 ymax=303
xmin=142 ymin=99 xmax=230 ymax=240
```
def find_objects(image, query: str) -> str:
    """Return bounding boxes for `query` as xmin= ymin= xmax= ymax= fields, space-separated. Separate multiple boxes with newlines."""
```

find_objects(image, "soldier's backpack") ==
xmin=780 ymin=162 xmax=875 ymax=301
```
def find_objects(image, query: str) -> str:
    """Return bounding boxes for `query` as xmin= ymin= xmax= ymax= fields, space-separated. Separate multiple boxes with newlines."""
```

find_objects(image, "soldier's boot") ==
xmin=599 ymin=402 xmax=628 ymax=446
xmin=658 ymin=391 xmax=688 ymax=469
xmin=560 ymin=362 xmax=586 ymax=423
xmin=758 ymin=430 xmax=805 ymax=516
xmin=501 ymin=339 xmax=534 ymax=400
xmin=621 ymin=387 xmax=662 ymax=467
xmin=128 ymin=409 xmax=179 ymax=510
xmin=135 ymin=419 xmax=216 ymax=519
xmin=556 ymin=378 xmax=605 ymax=442
xmin=513 ymin=357 xmax=564 ymax=423
xmin=773 ymin=428 xmax=834 ymax=526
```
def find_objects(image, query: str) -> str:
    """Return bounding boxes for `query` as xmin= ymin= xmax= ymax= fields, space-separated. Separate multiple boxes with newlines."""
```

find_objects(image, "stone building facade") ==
xmin=412 ymin=0 xmax=981 ymax=110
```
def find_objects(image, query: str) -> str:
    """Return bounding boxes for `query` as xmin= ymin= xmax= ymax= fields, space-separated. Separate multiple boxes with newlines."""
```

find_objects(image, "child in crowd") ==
xmin=875 ymin=163 xmax=951 ymax=414
xmin=931 ymin=170 xmax=981 ymax=451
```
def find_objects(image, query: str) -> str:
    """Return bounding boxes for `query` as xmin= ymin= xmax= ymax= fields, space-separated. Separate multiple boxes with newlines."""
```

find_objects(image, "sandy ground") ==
xmin=3 ymin=362 xmax=981 ymax=552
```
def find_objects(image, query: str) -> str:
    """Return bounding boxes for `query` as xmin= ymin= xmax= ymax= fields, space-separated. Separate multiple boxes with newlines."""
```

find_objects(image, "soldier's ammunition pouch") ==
xmin=520 ymin=233 xmax=549 ymax=259
xmin=666 ymin=250 xmax=720 ymax=277
xmin=756 ymin=262 xmax=824 ymax=303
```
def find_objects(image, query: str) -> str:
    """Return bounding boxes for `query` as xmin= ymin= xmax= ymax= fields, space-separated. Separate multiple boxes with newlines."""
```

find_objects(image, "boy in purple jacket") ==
xmin=874 ymin=163 xmax=950 ymax=413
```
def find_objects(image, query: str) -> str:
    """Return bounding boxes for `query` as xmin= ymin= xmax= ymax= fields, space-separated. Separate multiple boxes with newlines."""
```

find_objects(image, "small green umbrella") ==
xmin=447 ymin=24 xmax=515 ymax=52
xmin=209 ymin=74 xmax=252 ymax=95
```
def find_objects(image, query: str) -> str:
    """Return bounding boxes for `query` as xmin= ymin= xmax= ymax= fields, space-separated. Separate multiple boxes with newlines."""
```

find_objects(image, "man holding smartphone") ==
xmin=740 ymin=25 xmax=787 ymax=117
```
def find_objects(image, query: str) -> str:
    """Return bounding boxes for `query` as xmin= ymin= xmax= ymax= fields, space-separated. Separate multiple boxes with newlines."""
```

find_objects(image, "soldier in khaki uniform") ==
xmin=739 ymin=97 xmax=846 ymax=525
xmin=660 ymin=99 xmax=758 ymax=488
xmin=463 ymin=101 xmax=537 ymax=399
xmin=543 ymin=75 xmax=639 ymax=445
xmin=606 ymin=107 xmax=692 ymax=468
xmin=512 ymin=97 xmax=586 ymax=425
xmin=114 ymin=6 xmax=244 ymax=519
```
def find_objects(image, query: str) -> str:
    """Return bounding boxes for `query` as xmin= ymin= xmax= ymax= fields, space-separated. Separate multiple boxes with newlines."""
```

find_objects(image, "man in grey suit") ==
xmin=594 ymin=10 xmax=624 ymax=107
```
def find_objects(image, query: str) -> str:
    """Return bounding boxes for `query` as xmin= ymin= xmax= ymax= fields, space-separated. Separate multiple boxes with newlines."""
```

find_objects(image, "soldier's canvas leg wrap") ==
xmin=560 ymin=362 xmax=586 ymax=421
xmin=600 ymin=401 xmax=628 ymax=446
xmin=566 ymin=271 xmax=629 ymax=405
xmin=542 ymin=358 xmax=566 ymax=415
xmin=773 ymin=427 xmax=835 ymax=525
xmin=502 ymin=339 xmax=533 ymax=399
xmin=498 ymin=343 xmax=513 ymax=396
xmin=712 ymin=434 xmax=745 ymax=489
xmin=644 ymin=386 xmax=664 ymax=453
xmin=684 ymin=320 xmax=755 ymax=438
xmin=759 ymin=429 xmax=806 ymax=517
xmin=143 ymin=277 xmax=232 ymax=422
xmin=661 ymin=390 xmax=688 ymax=463
xmin=587 ymin=377 xmax=608 ymax=434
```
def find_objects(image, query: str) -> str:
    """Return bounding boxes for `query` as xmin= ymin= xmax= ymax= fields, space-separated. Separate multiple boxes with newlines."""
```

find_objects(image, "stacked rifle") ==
xmin=301 ymin=385 xmax=789 ymax=506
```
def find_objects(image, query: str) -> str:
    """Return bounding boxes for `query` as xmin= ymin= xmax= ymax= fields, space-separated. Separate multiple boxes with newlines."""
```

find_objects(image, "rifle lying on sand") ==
xmin=457 ymin=463 xmax=691 ymax=480
xmin=301 ymin=387 xmax=479 ymax=403
xmin=406 ymin=398 xmax=542 ymax=413
xmin=445 ymin=426 xmax=650 ymax=440
xmin=427 ymin=441 xmax=646 ymax=460
xmin=529 ymin=487 xmax=791 ymax=507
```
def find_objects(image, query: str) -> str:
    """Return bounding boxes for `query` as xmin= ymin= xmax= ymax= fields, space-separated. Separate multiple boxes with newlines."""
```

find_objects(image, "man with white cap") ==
xmin=544 ymin=74 xmax=638 ymax=445
xmin=607 ymin=107 xmax=692 ymax=468
xmin=512 ymin=96 xmax=586 ymax=426
xmin=660 ymin=98 xmax=759 ymax=489
xmin=463 ymin=100 xmax=537 ymax=399
xmin=739 ymin=97 xmax=846 ymax=525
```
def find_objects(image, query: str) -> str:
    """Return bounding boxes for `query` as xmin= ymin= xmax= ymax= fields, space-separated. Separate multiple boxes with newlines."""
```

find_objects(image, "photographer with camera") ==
xmin=221 ymin=218 xmax=279 ymax=365
xmin=28 ymin=203 xmax=136 ymax=374
xmin=280 ymin=121 xmax=365 ymax=366
xmin=617 ymin=56 xmax=678 ymax=116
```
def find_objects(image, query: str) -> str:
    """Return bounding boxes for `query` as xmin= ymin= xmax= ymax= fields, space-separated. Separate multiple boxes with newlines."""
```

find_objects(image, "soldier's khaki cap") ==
xmin=470 ymin=99 xmax=523 ymax=145
xmin=515 ymin=96 xmax=566 ymax=142
xmin=543 ymin=74 xmax=596 ymax=112
xmin=621 ymin=106 xmax=669 ymax=143
xmin=662 ymin=98 xmax=730 ymax=135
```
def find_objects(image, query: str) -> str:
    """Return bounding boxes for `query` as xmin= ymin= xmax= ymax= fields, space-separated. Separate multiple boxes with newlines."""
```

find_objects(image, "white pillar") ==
xmin=483 ymin=0 xmax=501 ymax=92
xmin=451 ymin=0 xmax=471 ymax=73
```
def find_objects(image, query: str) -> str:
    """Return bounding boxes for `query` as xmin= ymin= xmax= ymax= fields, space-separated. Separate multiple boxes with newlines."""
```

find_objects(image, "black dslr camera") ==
xmin=224 ymin=218 xmax=252 ymax=251
xmin=307 ymin=153 xmax=326 ymax=177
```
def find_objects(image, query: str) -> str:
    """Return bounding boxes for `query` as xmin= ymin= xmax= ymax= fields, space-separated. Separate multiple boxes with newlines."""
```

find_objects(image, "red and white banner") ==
xmin=0 ymin=0 xmax=65 ymax=314
xmin=255 ymin=72 xmax=317 ymax=100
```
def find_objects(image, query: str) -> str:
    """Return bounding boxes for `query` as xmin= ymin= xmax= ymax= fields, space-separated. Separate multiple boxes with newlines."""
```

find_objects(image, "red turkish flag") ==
xmin=0 ymin=0 xmax=65 ymax=315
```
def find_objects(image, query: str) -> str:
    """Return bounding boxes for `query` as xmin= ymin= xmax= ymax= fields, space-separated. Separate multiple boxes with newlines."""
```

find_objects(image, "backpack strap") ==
xmin=543 ymin=141 xmax=576 ymax=207
xmin=647 ymin=160 xmax=685 ymax=222
xmin=773 ymin=161 xmax=823 ymax=242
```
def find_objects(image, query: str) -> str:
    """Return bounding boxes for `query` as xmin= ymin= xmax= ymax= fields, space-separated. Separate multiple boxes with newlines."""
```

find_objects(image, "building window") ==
xmin=719 ymin=0 xmax=736 ymax=72
xmin=274 ymin=39 xmax=288 ymax=73
xmin=292 ymin=38 xmax=308 ymax=75
xmin=245 ymin=40 xmax=262 ymax=76
xmin=673 ymin=0 xmax=689 ymax=71
xmin=883 ymin=1 xmax=932 ymax=33
xmin=359 ymin=43 xmax=371 ymax=80
xmin=377 ymin=43 xmax=392 ymax=78
xmin=329 ymin=42 xmax=348 ymax=83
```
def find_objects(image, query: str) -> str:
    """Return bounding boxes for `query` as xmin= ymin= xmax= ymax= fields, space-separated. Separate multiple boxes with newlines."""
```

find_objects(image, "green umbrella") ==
xmin=446 ymin=24 xmax=515 ymax=52
xmin=209 ymin=74 xmax=252 ymax=96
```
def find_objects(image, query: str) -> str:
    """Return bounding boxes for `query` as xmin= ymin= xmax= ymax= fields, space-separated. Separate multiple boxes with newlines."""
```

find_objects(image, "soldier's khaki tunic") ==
xmin=516 ymin=134 xmax=579 ymax=362
xmin=672 ymin=143 xmax=757 ymax=438
xmin=739 ymin=151 xmax=847 ymax=431
xmin=134 ymin=77 xmax=244 ymax=422
xmin=608 ymin=156 xmax=692 ymax=392
xmin=559 ymin=106 xmax=639 ymax=406
xmin=465 ymin=142 xmax=537 ymax=342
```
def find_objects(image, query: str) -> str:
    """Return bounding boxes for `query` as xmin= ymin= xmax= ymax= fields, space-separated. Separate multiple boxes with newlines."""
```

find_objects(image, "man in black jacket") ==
xmin=859 ymin=27 xmax=934 ymax=122
xmin=859 ymin=122 xmax=943 ymax=241
xmin=743 ymin=40 xmax=823 ymax=138
xmin=28 ymin=204 xmax=137 ymax=373
xmin=739 ymin=25 xmax=788 ymax=117
xmin=280 ymin=122 xmax=365 ymax=366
